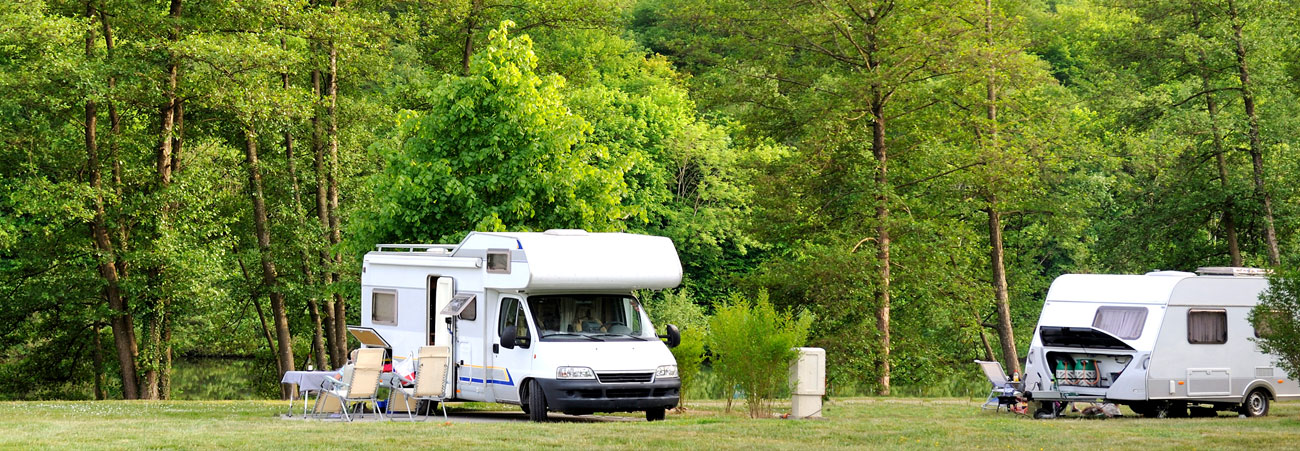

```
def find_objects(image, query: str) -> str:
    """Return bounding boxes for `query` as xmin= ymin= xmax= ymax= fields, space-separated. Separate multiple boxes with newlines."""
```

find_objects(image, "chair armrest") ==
xmin=323 ymin=375 xmax=350 ymax=389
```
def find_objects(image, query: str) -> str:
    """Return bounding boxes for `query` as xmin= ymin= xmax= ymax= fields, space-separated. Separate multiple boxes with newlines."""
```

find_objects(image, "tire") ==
xmin=520 ymin=403 xmax=530 ymax=415
xmin=646 ymin=407 xmax=666 ymax=422
xmin=527 ymin=380 xmax=548 ymax=422
xmin=1240 ymin=389 xmax=1270 ymax=417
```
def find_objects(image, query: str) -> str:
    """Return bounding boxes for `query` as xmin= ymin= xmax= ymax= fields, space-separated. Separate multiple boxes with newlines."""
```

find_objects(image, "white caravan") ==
xmin=1021 ymin=267 xmax=1296 ymax=418
xmin=355 ymin=229 xmax=684 ymax=421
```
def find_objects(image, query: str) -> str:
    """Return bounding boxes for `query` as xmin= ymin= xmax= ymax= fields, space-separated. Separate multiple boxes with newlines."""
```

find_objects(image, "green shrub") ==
xmin=708 ymin=290 xmax=812 ymax=418
xmin=1251 ymin=265 xmax=1300 ymax=377
xmin=643 ymin=289 xmax=708 ymax=408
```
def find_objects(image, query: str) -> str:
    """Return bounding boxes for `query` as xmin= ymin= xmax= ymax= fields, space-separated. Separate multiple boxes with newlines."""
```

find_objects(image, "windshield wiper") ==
xmin=591 ymin=333 xmax=647 ymax=341
xmin=540 ymin=332 xmax=602 ymax=341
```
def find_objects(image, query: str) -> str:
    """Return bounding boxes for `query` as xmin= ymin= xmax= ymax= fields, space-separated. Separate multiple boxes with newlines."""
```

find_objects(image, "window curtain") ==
xmin=1188 ymin=310 xmax=1227 ymax=344
xmin=1092 ymin=307 xmax=1147 ymax=339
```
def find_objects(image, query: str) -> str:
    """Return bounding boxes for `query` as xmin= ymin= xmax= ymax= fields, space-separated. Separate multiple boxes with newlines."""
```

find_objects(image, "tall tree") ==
xmin=82 ymin=1 xmax=139 ymax=400
xmin=1227 ymin=0 xmax=1280 ymax=266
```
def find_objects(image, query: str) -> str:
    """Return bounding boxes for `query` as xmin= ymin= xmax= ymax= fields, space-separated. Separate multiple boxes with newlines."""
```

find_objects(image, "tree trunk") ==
xmin=1228 ymin=0 xmax=1280 ymax=266
xmin=870 ymin=91 xmax=891 ymax=396
xmin=284 ymin=41 xmax=329 ymax=371
xmin=461 ymin=0 xmax=481 ymax=74
xmin=140 ymin=0 xmax=183 ymax=400
xmin=239 ymin=256 xmax=281 ymax=375
xmin=85 ymin=2 xmax=139 ymax=400
xmin=312 ymin=66 xmax=342 ymax=368
xmin=99 ymin=5 xmax=129 ymax=278
xmin=244 ymin=127 xmax=296 ymax=398
xmin=92 ymin=323 xmax=105 ymax=400
xmin=1193 ymin=2 xmax=1240 ymax=266
xmin=1199 ymin=68 xmax=1241 ymax=266
xmin=987 ymin=202 xmax=1020 ymax=375
xmin=984 ymin=2 xmax=1019 ymax=376
xmin=327 ymin=34 xmax=348 ymax=362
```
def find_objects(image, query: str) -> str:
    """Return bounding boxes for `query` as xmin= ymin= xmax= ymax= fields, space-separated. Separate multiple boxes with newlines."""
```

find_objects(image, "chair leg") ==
xmin=403 ymin=394 xmax=413 ymax=421
xmin=440 ymin=401 xmax=447 ymax=420
xmin=340 ymin=399 xmax=353 ymax=422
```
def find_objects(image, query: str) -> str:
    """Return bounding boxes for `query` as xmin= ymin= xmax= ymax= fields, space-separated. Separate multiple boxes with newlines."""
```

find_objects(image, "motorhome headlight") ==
xmin=656 ymin=365 xmax=678 ymax=378
xmin=556 ymin=366 xmax=595 ymax=380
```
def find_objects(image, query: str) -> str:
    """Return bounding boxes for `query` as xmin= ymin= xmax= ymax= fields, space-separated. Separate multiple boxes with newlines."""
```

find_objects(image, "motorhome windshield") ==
xmin=528 ymin=294 xmax=647 ymax=341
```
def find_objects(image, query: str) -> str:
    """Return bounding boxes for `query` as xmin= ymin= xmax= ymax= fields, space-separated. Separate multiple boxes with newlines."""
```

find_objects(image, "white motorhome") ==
xmin=1022 ymin=267 xmax=1296 ymax=418
xmin=356 ymin=229 xmax=684 ymax=422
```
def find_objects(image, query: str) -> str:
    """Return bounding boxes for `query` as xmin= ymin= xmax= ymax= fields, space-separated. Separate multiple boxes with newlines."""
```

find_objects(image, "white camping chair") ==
xmin=975 ymin=360 xmax=1020 ymax=412
xmin=390 ymin=346 xmax=450 ymax=420
xmin=319 ymin=348 xmax=386 ymax=421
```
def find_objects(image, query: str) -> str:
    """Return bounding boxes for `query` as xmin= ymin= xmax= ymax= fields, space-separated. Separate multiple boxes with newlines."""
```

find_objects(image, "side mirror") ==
xmin=660 ymin=324 xmax=681 ymax=348
xmin=501 ymin=325 xmax=517 ymax=350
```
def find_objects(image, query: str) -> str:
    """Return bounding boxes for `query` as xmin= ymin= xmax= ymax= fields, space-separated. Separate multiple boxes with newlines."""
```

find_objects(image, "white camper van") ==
xmin=356 ymin=230 xmax=684 ymax=422
xmin=1022 ymin=267 xmax=1296 ymax=418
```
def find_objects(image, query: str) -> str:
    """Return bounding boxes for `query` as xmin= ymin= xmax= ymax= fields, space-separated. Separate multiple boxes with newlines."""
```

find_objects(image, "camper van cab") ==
xmin=357 ymin=230 xmax=684 ymax=422
xmin=1022 ymin=267 xmax=1296 ymax=418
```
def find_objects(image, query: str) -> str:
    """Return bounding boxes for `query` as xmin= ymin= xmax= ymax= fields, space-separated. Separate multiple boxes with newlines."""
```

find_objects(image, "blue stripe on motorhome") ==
xmin=457 ymin=377 xmax=513 ymax=386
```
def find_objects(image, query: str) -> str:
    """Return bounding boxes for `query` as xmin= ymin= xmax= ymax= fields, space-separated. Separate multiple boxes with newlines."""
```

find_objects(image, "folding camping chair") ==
xmin=319 ymin=348 xmax=386 ymax=421
xmin=975 ymin=359 xmax=1021 ymax=412
xmin=389 ymin=346 xmax=451 ymax=420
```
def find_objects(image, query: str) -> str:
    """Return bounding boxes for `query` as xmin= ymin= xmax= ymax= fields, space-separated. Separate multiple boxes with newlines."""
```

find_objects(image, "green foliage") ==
xmin=1251 ymin=264 xmax=1300 ymax=377
xmin=707 ymin=290 xmax=812 ymax=418
xmin=355 ymin=21 xmax=626 ymax=245
xmin=643 ymin=289 xmax=707 ymax=406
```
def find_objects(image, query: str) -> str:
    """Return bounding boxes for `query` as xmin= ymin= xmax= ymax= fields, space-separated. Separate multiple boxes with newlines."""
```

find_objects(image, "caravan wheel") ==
xmin=1240 ymin=389 xmax=1270 ymax=417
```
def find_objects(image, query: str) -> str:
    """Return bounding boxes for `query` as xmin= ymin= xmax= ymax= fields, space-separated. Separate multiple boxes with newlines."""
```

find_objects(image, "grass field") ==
xmin=2 ymin=398 xmax=1298 ymax=449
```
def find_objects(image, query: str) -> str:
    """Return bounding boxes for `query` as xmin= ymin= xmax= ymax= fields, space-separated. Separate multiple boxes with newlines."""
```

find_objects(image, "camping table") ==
xmin=280 ymin=371 xmax=336 ymax=417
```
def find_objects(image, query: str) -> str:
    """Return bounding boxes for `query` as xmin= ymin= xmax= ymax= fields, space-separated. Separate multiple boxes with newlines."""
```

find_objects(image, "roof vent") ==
xmin=543 ymin=229 xmax=589 ymax=236
xmin=1195 ymin=266 xmax=1269 ymax=277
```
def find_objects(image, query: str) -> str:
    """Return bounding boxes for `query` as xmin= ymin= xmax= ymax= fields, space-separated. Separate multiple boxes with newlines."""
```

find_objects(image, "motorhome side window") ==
xmin=1092 ymin=306 xmax=1147 ymax=339
xmin=486 ymin=249 xmax=510 ymax=273
xmin=1187 ymin=309 xmax=1227 ymax=344
xmin=372 ymin=290 xmax=397 ymax=325
xmin=498 ymin=297 xmax=529 ymax=341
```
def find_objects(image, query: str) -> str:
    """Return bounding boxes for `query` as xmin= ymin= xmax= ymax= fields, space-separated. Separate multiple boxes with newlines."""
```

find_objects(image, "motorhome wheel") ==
xmin=528 ymin=380 xmax=549 ymax=422
xmin=1239 ymin=389 xmax=1270 ymax=417
xmin=646 ymin=407 xmax=666 ymax=422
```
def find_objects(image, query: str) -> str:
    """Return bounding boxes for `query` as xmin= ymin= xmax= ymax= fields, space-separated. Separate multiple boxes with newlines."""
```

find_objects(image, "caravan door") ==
xmin=444 ymin=292 xmax=487 ymax=401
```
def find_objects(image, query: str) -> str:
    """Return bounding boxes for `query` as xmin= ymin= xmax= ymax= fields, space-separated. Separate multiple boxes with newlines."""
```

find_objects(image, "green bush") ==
xmin=643 ymin=289 xmax=708 ymax=408
xmin=708 ymin=290 xmax=812 ymax=418
xmin=1251 ymin=265 xmax=1300 ymax=377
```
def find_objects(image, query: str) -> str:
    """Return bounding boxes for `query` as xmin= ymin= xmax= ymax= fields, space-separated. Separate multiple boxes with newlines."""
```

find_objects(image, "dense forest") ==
xmin=2 ymin=0 xmax=1297 ymax=400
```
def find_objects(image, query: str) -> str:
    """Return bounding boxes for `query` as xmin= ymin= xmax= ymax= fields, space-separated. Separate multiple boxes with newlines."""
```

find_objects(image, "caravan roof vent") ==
xmin=1195 ymin=266 xmax=1269 ymax=277
xmin=543 ymin=229 xmax=589 ymax=236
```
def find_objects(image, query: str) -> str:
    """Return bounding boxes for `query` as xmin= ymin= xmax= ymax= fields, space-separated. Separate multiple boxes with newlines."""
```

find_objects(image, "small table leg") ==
xmin=287 ymin=383 xmax=298 ymax=417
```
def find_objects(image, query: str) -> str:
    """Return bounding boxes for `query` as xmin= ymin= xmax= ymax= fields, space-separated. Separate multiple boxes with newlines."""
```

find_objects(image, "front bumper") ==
xmin=535 ymin=378 xmax=680 ymax=414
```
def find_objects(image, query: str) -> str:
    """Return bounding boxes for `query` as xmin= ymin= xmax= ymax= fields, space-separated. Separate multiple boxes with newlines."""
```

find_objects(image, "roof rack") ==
xmin=375 ymin=244 xmax=457 ymax=254
xmin=1195 ymin=266 xmax=1270 ymax=277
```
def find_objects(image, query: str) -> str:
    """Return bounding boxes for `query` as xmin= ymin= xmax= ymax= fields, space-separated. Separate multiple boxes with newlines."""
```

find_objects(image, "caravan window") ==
xmin=1188 ymin=309 xmax=1227 ymax=344
xmin=372 ymin=290 xmax=397 ymax=325
xmin=1092 ymin=307 xmax=1147 ymax=339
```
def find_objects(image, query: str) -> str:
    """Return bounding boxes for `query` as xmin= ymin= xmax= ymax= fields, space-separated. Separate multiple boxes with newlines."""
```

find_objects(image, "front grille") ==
xmin=597 ymin=372 xmax=654 ymax=383
xmin=606 ymin=388 xmax=652 ymax=398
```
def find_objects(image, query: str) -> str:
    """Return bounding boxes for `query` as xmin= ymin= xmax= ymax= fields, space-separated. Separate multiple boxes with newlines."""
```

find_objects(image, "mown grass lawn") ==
xmin=1 ymin=398 xmax=1298 ymax=449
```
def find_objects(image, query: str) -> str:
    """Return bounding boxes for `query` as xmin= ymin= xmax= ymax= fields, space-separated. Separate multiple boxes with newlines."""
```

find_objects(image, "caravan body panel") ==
xmin=1023 ymin=271 xmax=1299 ymax=412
